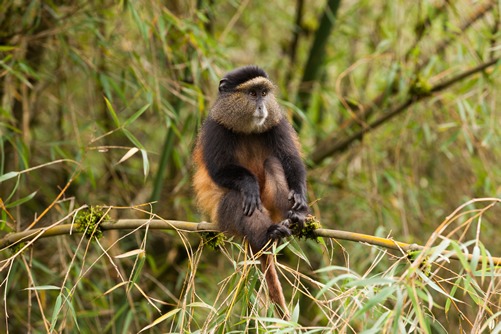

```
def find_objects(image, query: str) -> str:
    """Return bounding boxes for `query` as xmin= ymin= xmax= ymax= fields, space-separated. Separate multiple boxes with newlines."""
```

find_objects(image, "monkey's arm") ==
xmin=269 ymin=119 xmax=309 ymax=216
xmin=201 ymin=118 xmax=262 ymax=216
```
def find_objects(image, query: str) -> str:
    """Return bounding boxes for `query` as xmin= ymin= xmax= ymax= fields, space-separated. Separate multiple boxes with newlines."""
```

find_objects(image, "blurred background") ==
xmin=0 ymin=0 xmax=500 ymax=332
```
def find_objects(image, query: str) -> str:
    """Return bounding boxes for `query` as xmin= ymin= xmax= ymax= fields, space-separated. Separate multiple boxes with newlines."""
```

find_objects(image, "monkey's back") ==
xmin=192 ymin=134 xmax=228 ymax=223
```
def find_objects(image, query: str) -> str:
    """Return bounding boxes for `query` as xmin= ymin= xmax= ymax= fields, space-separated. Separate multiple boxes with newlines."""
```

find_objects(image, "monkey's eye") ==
xmin=261 ymin=90 xmax=267 ymax=97
xmin=249 ymin=90 xmax=257 ymax=97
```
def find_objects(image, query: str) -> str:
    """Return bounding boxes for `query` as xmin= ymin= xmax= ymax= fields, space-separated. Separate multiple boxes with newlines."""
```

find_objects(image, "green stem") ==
xmin=295 ymin=0 xmax=342 ymax=129
xmin=150 ymin=128 xmax=175 ymax=205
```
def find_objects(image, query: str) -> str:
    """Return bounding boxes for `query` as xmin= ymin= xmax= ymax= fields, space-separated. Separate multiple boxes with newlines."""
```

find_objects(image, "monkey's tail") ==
xmin=261 ymin=254 xmax=290 ymax=320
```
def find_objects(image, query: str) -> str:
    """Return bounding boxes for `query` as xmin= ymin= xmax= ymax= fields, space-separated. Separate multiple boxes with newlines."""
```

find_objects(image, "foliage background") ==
xmin=0 ymin=0 xmax=500 ymax=332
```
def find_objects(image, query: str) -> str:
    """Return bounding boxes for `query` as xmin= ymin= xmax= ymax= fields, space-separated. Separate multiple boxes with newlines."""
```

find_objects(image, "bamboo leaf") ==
xmin=140 ymin=149 xmax=149 ymax=179
xmin=122 ymin=128 xmax=144 ymax=149
xmin=103 ymin=282 xmax=129 ymax=296
xmin=124 ymin=103 xmax=150 ymax=127
xmin=139 ymin=308 xmax=181 ymax=332
xmin=353 ymin=286 xmax=395 ymax=318
xmin=50 ymin=294 xmax=63 ymax=332
xmin=25 ymin=285 xmax=60 ymax=291
xmin=470 ymin=245 xmax=480 ymax=271
xmin=115 ymin=248 xmax=144 ymax=258
xmin=104 ymin=96 xmax=120 ymax=128
xmin=116 ymin=147 xmax=139 ymax=165
xmin=128 ymin=250 xmax=146 ymax=292
xmin=285 ymin=239 xmax=311 ymax=266
xmin=0 ymin=171 xmax=19 ymax=183
xmin=417 ymin=271 xmax=459 ymax=301
xmin=5 ymin=191 xmax=36 ymax=208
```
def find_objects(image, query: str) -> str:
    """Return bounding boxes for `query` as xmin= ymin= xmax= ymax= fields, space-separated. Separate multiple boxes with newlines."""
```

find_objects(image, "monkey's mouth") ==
xmin=253 ymin=115 xmax=267 ymax=126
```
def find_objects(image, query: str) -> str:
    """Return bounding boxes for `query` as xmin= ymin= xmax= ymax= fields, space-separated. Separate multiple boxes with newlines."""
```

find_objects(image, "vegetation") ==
xmin=1 ymin=0 xmax=500 ymax=332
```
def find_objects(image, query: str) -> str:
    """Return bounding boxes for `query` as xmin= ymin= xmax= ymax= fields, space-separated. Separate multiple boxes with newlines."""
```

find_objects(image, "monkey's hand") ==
xmin=288 ymin=189 xmax=308 ymax=212
xmin=242 ymin=186 xmax=262 ymax=216
xmin=267 ymin=221 xmax=292 ymax=241
xmin=287 ymin=190 xmax=308 ymax=228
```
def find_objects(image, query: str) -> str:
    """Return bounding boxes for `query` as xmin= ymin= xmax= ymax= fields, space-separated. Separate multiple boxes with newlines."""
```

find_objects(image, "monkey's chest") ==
xmin=234 ymin=137 xmax=271 ymax=186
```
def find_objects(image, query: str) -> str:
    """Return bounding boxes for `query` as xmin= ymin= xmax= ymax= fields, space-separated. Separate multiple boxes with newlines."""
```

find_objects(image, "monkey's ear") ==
xmin=218 ymin=79 xmax=229 ymax=93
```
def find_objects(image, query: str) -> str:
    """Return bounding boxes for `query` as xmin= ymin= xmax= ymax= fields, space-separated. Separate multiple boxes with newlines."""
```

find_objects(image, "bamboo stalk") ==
xmin=2 ymin=219 xmax=500 ymax=266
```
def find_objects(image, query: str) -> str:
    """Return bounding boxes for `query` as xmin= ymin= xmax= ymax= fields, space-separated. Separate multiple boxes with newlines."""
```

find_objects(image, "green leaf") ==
xmin=291 ymin=301 xmax=300 ymax=323
xmin=67 ymin=296 xmax=80 ymax=331
xmin=470 ymin=245 xmax=480 ymax=271
xmin=391 ymin=288 xmax=404 ymax=333
xmin=104 ymin=96 xmax=120 ymax=128
xmin=50 ymin=294 xmax=63 ymax=332
xmin=122 ymin=128 xmax=144 ymax=149
xmin=353 ymin=287 xmax=395 ymax=318
xmin=345 ymin=277 xmax=395 ymax=288
xmin=285 ymin=239 xmax=311 ymax=266
xmin=128 ymin=251 xmax=146 ymax=292
xmin=123 ymin=103 xmax=150 ymax=127
xmin=316 ymin=273 xmax=359 ymax=298
xmin=0 ymin=171 xmax=19 ymax=183
xmin=406 ymin=284 xmax=428 ymax=330
xmin=186 ymin=302 xmax=216 ymax=312
xmin=5 ymin=191 xmax=37 ymax=208
xmin=25 ymin=285 xmax=60 ymax=291
xmin=445 ymin=277 xmax=460 ymax=314
xmin=427 ymin=238 xmax=451 ymax=263
xmin=0 ymin=46 xmax=16 ymax=51
xmin=417 ymin=271 xmax=459 ymax=301
xmin=0 ymin=59 xmax=33 ymax=88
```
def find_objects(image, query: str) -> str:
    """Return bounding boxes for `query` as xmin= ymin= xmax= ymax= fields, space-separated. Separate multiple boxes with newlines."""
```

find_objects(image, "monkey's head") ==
xmin=210 ymin=65 xmax=283 ymax=134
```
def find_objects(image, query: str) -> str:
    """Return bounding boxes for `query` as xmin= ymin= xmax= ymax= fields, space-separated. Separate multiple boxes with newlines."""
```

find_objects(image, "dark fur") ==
xmin=200 ymin=117 xmax=307 ymax=250
xmin=218 ymin=65 xmax=269 ymax=93
xmin=193 ymin=66 xmax=308 ymax=318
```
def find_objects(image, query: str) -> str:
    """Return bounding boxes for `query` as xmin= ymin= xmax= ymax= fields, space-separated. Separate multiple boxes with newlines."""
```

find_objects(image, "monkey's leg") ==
xmin=218 ymin=190 xmax=290 ymax=319
xmin=261 ymin=157 xmax=290 ymax=222
xmin=262 ymin=156 xmax=308 ymax=232
xmin=218 ymin=190 xmax=290 ymax=252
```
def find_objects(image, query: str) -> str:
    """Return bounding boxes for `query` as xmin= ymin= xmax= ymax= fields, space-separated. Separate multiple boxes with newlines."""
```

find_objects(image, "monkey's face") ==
xmin=246 ymin=85 xmax=270 ymax=129
xmin=211 ymin=77 xmax=283 ymax=134
xmin=235 ymin=82 xmax=281 ymax=133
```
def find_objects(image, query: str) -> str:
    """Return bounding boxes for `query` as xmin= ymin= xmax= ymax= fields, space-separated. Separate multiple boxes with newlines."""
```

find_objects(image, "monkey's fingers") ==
xmin=279 ymin=219 xmax=291 ymax=229
xmin=242 ymin=194 xmax=262 ymax=216
xmin=287 ymin=210 xmax=306 ymax=228
xmin=289 ymin=190 xmax=307 ymax=211
xmin=291 ymin=200 xmax=307 ymax=211
xmin=267 ymin=224 xmax=291 ymax=241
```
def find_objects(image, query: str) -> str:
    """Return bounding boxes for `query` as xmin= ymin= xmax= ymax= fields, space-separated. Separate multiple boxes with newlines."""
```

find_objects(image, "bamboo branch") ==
xmin=2 ymin=219 xmax=500 ymax=266
xmin=310 ymin=1 xmax=497 ymax=166
xmin=417 ymin=0 xmax=496 ymax=70
xmin=309 ymin=57 xmax=500 ymax=165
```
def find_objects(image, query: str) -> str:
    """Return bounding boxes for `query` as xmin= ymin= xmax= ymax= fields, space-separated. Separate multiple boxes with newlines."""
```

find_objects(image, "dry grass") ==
xmin=1 ymin=199 xmax=500 ymax=332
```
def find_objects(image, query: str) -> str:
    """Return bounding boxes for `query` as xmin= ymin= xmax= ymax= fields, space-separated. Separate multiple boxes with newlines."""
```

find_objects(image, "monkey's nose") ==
xmin=254 ymin=108 xmax=264 ymax=118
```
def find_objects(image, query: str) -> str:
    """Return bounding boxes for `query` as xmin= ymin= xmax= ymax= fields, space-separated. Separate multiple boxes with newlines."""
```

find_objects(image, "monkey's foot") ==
xmin=267 ymin=223 xmax=291 ymax=241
